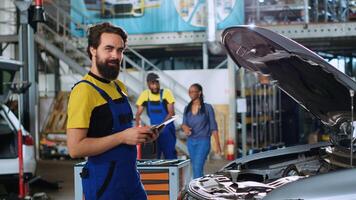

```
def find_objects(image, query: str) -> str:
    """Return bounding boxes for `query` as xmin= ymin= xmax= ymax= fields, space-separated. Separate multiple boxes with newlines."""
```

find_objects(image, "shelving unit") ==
xmin=237 ymin=72 xmax=283 ymax=156
xmin=245 ymin=0 xmax=356 ymax=25
xmin=245 ymin=84 xmax=283 ymax=148
xmin=245 ymin=0 xmax=308 ymax=25
xmin=40 ymin=92 xmax=70 ymax=159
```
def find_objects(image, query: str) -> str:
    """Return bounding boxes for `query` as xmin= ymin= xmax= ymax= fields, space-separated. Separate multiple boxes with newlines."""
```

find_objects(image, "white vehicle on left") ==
xmin=0 ymin=57 xmax=36 ymax=194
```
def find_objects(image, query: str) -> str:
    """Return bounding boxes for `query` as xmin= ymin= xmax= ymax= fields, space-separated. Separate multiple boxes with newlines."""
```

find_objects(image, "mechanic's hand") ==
xmin=120 ymin=126 xmax=154 ymax=145
xmin=145 ymin=126 xmax=159 ymax=143
xmin=181 ymin=124 xmax=192 ymax=136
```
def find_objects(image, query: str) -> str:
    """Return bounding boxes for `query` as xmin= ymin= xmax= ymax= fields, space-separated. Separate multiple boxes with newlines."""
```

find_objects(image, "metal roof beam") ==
xmin=127 ymin=22 xmax=356 ymax=47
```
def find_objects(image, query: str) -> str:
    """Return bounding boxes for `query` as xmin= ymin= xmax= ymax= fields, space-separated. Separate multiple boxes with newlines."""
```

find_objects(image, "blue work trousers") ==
xmin=187 ymin=137 xmax=211 ymax=179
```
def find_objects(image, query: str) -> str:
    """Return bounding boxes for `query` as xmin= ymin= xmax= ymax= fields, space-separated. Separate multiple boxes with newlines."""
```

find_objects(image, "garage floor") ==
xmin=35 ymin=158 xmax=231 ymax=199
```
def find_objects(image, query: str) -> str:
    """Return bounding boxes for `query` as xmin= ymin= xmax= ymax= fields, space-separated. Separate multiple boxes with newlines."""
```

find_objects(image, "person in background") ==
xmin=181 ymin=83 xmax=222 ymax=178
xmin=66 ymin=22 xmax=158 ymax=200
xmin=135 ymin=72 xmax=177 ymax=159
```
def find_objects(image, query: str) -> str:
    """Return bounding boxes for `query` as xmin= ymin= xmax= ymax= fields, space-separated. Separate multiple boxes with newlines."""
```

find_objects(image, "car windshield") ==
xmin=0 ymin=107 xmax=17 ymax=158
xmin=0 ymin=68 xmax=18 ymax=103
xmin=0 ymin=108 xmax=15 ymax=135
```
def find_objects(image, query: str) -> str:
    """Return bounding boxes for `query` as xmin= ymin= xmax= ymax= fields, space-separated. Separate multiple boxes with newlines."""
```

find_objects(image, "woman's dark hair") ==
xmin=86 ymin=22 xmax=128 ymax=60
xmin=185 ymin=83 xmax=205 ymax=115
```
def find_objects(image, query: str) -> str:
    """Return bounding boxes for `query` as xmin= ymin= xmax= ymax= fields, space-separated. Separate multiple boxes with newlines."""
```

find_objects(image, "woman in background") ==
xmin=181 ymin=83 xmax=222 ymax=179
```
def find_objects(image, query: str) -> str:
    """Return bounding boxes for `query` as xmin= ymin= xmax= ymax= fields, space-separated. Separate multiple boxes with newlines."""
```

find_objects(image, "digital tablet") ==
xmin=150 ymin=115 xmax=177 ymax=133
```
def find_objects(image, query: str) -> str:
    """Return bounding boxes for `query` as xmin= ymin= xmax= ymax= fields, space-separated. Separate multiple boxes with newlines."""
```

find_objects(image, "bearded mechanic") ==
xmin=66 ymin=22 xmax=157 ymax=200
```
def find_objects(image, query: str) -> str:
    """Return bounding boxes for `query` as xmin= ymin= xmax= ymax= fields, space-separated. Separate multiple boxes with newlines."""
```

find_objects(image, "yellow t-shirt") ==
xmin=67 ymin=73 xmax=129 ymax=137
xmin=136 ymin=89 xmax=175 ymax=108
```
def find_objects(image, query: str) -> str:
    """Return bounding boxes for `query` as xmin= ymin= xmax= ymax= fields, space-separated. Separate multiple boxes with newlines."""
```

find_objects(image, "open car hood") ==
xmin=222 ymin=26 xmax=356 ymax=128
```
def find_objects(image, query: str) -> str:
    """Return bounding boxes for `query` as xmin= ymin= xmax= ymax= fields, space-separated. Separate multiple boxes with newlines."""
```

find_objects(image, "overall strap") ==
xmin=73 ymin=80 xmax=113 ymax=102
xmin=147 ymin=90 xmax=150 ymax=111
xmin=113 ymin=81 xmax=127 ymax=100
xmin=159 ymin=89 xmax=164 ymax=103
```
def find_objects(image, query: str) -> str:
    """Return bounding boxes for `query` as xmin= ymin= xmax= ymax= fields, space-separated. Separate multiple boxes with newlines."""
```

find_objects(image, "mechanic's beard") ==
xmin=151 ymin=89 xmax=159 ymax=94
xmin=96 ymin=58 xmax=120 ymax=81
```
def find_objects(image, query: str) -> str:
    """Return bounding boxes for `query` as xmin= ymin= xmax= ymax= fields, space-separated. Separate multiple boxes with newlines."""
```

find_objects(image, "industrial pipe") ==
xmin=206 ymin=0 xmax=225 ymax=55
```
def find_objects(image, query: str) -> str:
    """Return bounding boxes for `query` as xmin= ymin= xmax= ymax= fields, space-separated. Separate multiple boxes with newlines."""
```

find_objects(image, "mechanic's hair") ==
xmin=185 ymin=83 xmax=205 ymax=115
xmin=86 ymin=22 xmax=128 ymax=60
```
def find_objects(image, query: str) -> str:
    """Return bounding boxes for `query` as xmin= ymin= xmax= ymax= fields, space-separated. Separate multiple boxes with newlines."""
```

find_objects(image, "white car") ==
xmin=180 ymin=26 xmax=356 ymax=199
xmin=0 ymin=58 xmax=36 ymax=193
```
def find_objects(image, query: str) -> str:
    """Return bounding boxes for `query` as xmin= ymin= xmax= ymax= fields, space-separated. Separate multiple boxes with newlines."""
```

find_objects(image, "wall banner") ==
xmin=71 ymin=0 xmax=244 ymax=35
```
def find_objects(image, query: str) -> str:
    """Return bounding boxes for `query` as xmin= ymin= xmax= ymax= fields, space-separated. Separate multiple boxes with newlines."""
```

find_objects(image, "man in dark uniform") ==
xmin=135 ymin=73 xmax=177 ymax=159
xmin=67 ymin=22 xmax=158 ymax=200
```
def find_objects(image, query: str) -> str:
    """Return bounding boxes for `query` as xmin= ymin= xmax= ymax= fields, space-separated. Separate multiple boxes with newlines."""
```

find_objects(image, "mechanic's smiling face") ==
xmin=91 ymin=32 xmax=125 ymax=80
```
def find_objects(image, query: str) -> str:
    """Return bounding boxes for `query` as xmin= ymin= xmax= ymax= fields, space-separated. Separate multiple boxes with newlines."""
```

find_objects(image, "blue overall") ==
xmin=75 ymin=80 xmax=146 ymax=200
xmin=147 ymin=89 xmax=177 ymax=159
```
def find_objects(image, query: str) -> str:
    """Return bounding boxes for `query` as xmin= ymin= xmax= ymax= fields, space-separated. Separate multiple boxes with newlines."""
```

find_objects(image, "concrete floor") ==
xmin=34 ymin=158 xmax=231 ymax=200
